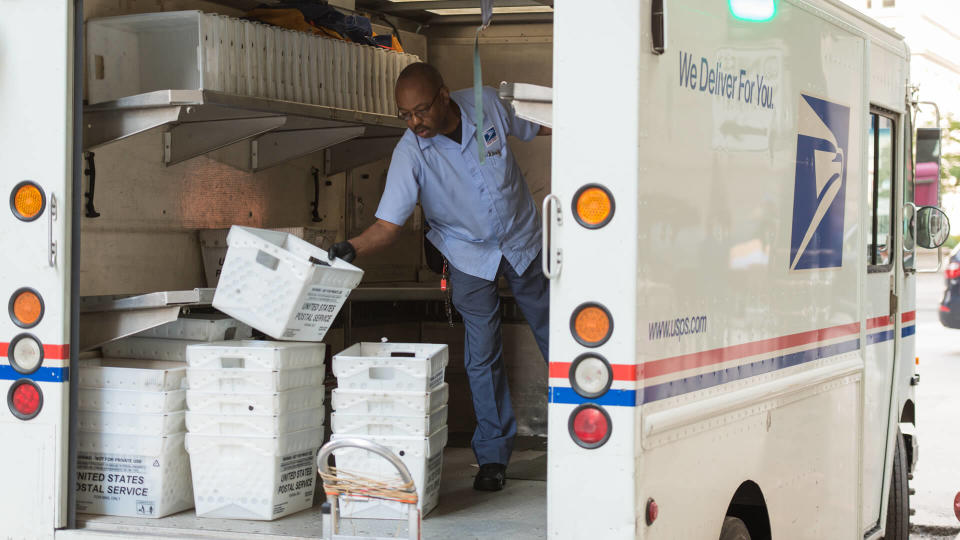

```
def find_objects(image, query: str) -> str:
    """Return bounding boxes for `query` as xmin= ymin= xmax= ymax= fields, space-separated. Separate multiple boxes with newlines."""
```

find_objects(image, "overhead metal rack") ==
xmin=78 ymin=288 xmax=215 ymax=352
xmin=83 ymin=90 xmax=406 ymax=173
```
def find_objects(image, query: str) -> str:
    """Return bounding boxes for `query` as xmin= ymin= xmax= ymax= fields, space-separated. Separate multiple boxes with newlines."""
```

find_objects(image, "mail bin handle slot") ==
xmin=218 ymin=357 xmax=247 ymax=368
xmin=369 ymin=367 xmax=395 ymax=380
xmin=256 ymin=250 xmax=280 ymax=270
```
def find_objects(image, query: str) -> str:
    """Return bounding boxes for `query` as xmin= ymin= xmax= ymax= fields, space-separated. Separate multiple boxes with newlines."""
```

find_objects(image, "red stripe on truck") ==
xmin=638 ymin=322 xmax=861 ymax=380
xmin=0 ymin=343 xmax=69 ymax=360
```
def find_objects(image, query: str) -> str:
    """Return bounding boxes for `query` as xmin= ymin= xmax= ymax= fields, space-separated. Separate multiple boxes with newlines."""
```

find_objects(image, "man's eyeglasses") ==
xmin=398 ymin=87 xmax=442 ymax=122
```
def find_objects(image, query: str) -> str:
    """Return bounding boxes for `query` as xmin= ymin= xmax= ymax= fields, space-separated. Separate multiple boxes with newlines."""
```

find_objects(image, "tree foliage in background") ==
xmin=940 ymin=115 xmax=960 ymax=194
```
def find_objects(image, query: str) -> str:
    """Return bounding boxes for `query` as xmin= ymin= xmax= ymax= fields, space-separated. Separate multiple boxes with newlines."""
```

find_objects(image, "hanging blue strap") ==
xmin=474 ymin=0 xmax=492 ymax=164
xmin=474 ymin=28 xmax=485 ymax=164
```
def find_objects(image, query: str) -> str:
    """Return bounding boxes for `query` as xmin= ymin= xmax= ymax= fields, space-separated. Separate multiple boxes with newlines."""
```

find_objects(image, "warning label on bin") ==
xmin=273 ymin=450 xmax=316 ymax=515
xmin=75 ymin=452 xmax=160 ymax=516
xmin=284 ymin=286 xmax=350 ymax=339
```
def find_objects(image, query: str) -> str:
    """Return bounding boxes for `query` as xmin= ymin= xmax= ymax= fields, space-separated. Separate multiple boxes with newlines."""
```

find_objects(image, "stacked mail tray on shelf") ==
xmin=184 ymin=340 xmax=326 ymax=520
xmin=86 ymin=10 xmax=420 ymax=114
xmin=331 ymin=342 xmax=449 ymax=519
xmin=75 ymin=314 xmax=250 ymax=518
xmin=75 ymin=358 xmax=192 ymax=518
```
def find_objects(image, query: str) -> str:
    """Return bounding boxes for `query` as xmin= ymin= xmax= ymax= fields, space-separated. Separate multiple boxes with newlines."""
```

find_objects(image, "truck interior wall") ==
xmin=78 ymin=132 xmax=353 ymax=295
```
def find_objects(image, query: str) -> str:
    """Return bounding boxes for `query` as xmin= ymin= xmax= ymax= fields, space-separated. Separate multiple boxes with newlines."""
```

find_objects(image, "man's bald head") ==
xmin=395 ymin=62 xmax=458 ymax=139
xmin=396 ymin=62 xmax=444 ymax=93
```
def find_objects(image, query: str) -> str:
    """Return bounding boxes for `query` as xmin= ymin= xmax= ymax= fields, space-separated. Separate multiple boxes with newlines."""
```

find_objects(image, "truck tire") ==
xmin=719 ymin=516 xmax=751 ymax=540
xmin=883 ymin=430 xmax=909 ymax=540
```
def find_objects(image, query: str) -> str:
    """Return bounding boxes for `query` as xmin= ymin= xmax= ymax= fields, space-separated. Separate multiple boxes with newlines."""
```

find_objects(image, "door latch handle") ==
xmin=541 ymin=194 xmax=562 ymax=279
xmin=49 ymin=193 xmax=57 ymax=268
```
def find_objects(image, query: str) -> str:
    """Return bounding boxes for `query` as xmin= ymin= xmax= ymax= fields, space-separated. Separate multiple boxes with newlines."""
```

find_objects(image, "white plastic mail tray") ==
xmin=186 ymin=427 xmax=323 ymax=520
xmin=333 ymin=343 xmax=448 ymax=392
xmin=135 ymin=314 xmax=253 ymax=341
xmin=78 ymin=388 xmax=186 ymax=414
xmin=331 ymin=405 xmax=448 ymax=438
xmin=212 ymin=226 xmax=363 ymax=342
xmin=78 ymin=409 xmax=186 ymax=436
xmin=185 ymin=406 xmax=324 ymax=437
xmin=331 ymin=383 xmax=450 ymax=417
xmin=75 ymin=431 xmax=193 ymax=518
xmin=187 ymin=365 xmax=325 ymax=394
xmin=186 ymin=340 xmax=325 ymax=370
xmin=77 ymin=358 xmax=187 ymax=392
xmin=331 ymin=426 xmax=448 ymax=520
xmin=186 ymin=385 xmax=325 ymax=416
xmin=102 ymin=337 xmax=205 ymax=362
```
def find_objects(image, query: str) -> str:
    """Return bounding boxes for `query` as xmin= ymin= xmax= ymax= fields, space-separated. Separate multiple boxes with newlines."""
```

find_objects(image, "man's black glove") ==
xmin=327 ymin=241 xmax=356 ymax=263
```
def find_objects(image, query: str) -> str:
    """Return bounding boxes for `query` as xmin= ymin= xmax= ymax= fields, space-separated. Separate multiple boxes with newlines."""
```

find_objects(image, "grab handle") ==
xmin=904 ymin=202 xmax=917 ymax=256
xmin=48 ymin=193 xmax=57 ymax=268
xmin=541 ymin=194 xmax=562 ymax=279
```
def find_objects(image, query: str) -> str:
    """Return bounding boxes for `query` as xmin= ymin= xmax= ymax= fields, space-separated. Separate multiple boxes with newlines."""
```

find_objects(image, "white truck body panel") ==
xmin=0 ymin=0 xmax=924 ymax=538
xmin=0 ymin=0 xmax=75 ymax=538
xmin=548 ymin=0 xmax=916 ymax=538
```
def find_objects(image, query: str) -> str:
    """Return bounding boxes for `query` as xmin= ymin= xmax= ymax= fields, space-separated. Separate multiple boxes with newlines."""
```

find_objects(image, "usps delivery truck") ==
xmin=0 ymin=0 xmax=950 ymax=539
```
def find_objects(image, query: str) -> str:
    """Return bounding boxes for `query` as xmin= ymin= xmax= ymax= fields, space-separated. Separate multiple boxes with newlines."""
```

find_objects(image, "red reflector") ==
xmin=646 ymin=498 xmax=659 ymax=525
xmin=941 ymin=305 xmax=951 ymax=313
xmin=946 ymin=262 xmax=960 ymax=280
xmin=10 ymin=383 xmax=40 ymax=417
xmin=569 ymin=405 xmax=611 ymax=448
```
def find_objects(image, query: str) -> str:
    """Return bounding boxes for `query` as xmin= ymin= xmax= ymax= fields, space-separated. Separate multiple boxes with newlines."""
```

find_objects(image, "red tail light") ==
xmin=8 ymin=380 xmax=42 ymax=420
xmin=942 ymin=305 xmax=951 ymax=313
xmin=568 ymin=404 xmax=611 ymax=448
xmin=646 ymin=498 xmax=659 ymax=525
xmin=946 ymin=261 xmax=960 ymax=280
xmin=954 ymin=492 xmax=960 ymax=521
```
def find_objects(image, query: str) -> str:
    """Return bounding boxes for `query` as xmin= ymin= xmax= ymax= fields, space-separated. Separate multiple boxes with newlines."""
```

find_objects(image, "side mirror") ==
xmin=914 ymin=127 xmax=942 ymax=207
xmin=916 ymin=206 xmax=950 ymax=249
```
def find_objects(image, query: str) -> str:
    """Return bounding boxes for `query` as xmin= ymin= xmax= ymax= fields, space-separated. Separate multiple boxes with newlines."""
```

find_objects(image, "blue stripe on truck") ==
xmin=549 ymin=387 xmax=637 ymax=407
xmin=0 ymin=365 xmax=68 ymax=382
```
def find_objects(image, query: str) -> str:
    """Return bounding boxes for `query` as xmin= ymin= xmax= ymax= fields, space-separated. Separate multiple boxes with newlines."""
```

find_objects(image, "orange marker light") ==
xmin=11 ymin=182 xmax=45 ymax=221
xmin=575 ymin=307 xmax=610 ymax=343
xmin=571 ymin=302 xmax=613 ymax=347
xmin=573 ymin=185 xmax=615 ymax=228
xmin=11 ymin=289 xmax=43 ymax=327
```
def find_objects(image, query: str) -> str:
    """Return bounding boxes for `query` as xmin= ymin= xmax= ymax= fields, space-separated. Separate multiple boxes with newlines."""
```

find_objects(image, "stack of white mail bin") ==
xmin=181 ymin=225 xmax=364 ymax=521
xmin=331 ymin=342 xmax=449 ymax=518
xmin=184 ymin=340 xmax=327 ymax=520
xmin=75 ymin=315 xmax=251 ymax=518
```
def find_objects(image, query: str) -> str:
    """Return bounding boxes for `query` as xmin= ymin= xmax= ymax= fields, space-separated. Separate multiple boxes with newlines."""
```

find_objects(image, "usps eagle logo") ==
xmin=789 ymin=94 xmax=851 ymax=270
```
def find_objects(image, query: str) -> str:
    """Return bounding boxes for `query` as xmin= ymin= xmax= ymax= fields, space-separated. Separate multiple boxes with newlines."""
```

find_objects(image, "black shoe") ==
xmin=473 ymin=463 xmax=507 ymax=491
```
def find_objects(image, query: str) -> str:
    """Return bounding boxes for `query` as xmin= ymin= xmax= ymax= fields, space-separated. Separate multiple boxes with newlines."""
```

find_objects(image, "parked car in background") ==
xmin=939 ymin=244 xmax=960 ymax=327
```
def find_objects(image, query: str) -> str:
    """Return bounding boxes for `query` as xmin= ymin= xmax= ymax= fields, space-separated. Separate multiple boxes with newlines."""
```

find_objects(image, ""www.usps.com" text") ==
xmin=648 ymin=315 xmax=708 ymax=341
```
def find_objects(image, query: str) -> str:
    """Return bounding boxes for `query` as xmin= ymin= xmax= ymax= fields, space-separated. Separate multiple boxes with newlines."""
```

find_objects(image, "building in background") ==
xmin=840 ymin=0 xmax=960 ymax=120
xmin=841 ymin=0 xmax=960 ymax=226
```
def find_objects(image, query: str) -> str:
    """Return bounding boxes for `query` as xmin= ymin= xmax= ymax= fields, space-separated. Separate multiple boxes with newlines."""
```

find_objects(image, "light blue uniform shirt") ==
xmin=375 ymin=86 xmax=542 ymax=281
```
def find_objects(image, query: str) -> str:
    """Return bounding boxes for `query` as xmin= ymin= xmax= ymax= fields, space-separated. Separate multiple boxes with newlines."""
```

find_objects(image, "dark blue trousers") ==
xmin=448 ymin=252 xmax=549 ymax=466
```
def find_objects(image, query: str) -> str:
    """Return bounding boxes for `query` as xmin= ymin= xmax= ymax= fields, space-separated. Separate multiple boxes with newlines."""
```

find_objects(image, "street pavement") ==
xmin=910 ymin=269 xmax=960 ymax=539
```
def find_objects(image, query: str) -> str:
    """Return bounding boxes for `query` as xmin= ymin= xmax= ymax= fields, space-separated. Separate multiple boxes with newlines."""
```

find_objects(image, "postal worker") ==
xmin=328 ymin=62 xmax=550 ymax=492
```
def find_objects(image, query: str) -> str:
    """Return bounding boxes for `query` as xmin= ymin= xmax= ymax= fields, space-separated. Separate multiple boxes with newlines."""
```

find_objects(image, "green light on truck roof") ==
xmin=729 ymin=0 xmax=777 ymax=22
